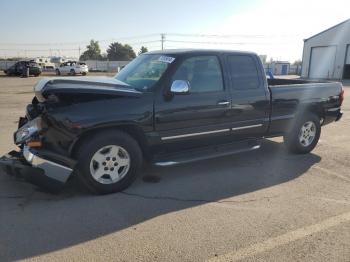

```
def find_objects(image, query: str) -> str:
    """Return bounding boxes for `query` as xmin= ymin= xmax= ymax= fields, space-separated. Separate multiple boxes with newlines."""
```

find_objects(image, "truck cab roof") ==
xmin=146 ymin=49 xmax=257 ymax=56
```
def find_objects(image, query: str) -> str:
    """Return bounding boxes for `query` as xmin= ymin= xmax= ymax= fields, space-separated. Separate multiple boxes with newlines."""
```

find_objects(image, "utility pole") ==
xmin=161 ymin=33 xmax=165 ymax=50
xmin=78 ymin=46 xmax=81 ymax=59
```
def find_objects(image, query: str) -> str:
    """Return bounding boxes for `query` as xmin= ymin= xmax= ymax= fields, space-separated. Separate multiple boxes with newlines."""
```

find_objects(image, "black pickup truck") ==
xmin=0 ymin=49 xmax=344 ymax=194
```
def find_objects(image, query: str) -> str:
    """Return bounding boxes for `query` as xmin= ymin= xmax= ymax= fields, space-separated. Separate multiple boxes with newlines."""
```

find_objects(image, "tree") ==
xmin=79 ymin=40 xmax=102 ymax=61
xmin=106 ymin=42 xmax=136 ymax=61
xmin=293 ymin=59 xmax=302 ymax=66
xmin=138 ymin=46 xmax=148 ymax=55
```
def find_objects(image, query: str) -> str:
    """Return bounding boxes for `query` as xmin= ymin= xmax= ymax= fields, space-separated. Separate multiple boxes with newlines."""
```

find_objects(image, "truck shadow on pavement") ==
xmin=0 ymin=139 xmax=321 ymax=261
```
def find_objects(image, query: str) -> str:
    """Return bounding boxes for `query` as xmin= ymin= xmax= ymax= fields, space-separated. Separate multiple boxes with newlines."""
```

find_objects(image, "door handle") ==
xmin=217 ymin=101 xmax=230 ymax=106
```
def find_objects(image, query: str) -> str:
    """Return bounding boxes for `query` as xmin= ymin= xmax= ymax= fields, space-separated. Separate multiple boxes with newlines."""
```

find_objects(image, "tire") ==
xmin=284 ymin=113 xmax=321 ymax=154
xmin=82 ymin=72 xmax=87 ymax=76
xmin=74 ymin=130 xmax=143 ymax=194
xmin=70 ymin=69 xmax=76 ymax=76
xmin=56 ymin=69 xmax=60 ymax=76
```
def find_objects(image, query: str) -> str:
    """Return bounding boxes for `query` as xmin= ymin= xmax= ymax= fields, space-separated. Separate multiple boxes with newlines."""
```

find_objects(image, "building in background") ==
xmin=33 ymin=57 xmax=56 ymax=70
xmin=301 ymin=19 xmax=350 ymax=80
xmin=265 ymin=61 xmax=290 ymax=75
xmin=50 ymin=56 xmax=77 ymax=68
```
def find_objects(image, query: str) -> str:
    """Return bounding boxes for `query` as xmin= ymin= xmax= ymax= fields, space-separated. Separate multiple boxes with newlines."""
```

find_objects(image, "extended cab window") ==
xmin=172 ymin=56 xmax=223 ymax=93
xmin=227 ymin=55 xmax=260 ymax=90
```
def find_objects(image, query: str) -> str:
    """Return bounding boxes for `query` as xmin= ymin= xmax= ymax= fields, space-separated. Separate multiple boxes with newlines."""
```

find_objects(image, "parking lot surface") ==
xmin=0 ymin=73 xmax=349 ymax=261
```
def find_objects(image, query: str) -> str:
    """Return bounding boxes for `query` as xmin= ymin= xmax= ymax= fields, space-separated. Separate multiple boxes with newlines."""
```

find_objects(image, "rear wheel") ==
xmin=74 ymin=130 xmax=143 ymax=194
xmin=284 ymin=113 xmax=321 ymax=154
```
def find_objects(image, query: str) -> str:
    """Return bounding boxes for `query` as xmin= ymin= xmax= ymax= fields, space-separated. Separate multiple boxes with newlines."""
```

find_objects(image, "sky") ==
xmin=0 ymin=0 xmax=349 ymax=62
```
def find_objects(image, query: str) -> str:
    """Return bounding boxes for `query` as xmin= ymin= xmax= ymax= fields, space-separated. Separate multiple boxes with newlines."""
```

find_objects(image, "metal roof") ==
xmin=304 ymin=18 xmax=350 ymax=42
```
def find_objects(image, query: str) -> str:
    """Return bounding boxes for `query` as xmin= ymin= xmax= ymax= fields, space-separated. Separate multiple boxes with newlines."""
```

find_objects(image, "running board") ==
xmin=153 ymin=139 xmax=261 ymax=167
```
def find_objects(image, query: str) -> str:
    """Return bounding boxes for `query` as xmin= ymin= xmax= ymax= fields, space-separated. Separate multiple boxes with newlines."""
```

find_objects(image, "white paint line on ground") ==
xmin=312 ymin=196 xmax=350 ymax=205
xmin=312 ymin=165 xmax=350 ymax=183
xmin=208 ymin=211 xmax=350 ymax=262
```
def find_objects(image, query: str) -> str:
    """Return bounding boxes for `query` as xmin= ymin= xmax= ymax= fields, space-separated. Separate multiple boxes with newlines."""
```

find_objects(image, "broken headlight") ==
xmin=14 ymin=117 xmax=43 ymax=145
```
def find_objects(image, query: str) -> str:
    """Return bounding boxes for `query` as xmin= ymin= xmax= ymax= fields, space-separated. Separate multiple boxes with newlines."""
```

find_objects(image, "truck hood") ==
xmin=34 ymin=76 xmax=142 ymax=102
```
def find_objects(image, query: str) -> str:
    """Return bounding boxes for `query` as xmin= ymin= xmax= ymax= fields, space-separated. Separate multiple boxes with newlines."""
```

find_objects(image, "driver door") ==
xmin=154 ymin=55 xmax=232 ymax=150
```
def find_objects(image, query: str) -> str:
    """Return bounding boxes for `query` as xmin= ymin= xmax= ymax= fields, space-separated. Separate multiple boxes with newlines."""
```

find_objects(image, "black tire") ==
xmin=284 ymin=113 xmax=321 ymax=154
xmin=74 ymin=130 xmax=143 ymax=194
xmin=56 ymin=69 xmax=60 ymax=76
xmin=70 ymin=69 xmax=76 ymax=76
xmin=82 ymin=72 xmax=87 ymax=76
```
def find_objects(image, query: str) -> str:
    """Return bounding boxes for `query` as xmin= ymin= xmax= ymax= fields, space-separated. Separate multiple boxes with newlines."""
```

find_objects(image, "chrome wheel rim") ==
xmin=298 ymin=121 xmax=316 ymax=147
xmin=89 ymin=145 xmax=130 ymax=184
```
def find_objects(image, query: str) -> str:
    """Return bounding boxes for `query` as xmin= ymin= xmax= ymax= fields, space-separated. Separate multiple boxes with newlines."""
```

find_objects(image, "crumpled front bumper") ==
xmin=0 ymin=146 xmax=73 ymax=193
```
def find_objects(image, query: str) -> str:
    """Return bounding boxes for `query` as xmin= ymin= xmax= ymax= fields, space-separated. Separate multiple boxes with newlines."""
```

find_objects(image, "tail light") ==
xmin=340 ymin=89 xmax=344 ymax=106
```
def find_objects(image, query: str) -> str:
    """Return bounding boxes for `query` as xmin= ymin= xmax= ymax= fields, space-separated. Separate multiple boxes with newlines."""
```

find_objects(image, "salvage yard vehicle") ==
xmin=4 ymin=61 xmax=42 ymax=77
xmin=56 ymin=61 xmax=88 ymax=76
xmin=0 ymin=49 xmax=344 ymax=194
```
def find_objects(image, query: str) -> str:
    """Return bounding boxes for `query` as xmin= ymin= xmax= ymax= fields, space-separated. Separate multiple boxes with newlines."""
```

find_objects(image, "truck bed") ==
xmin=267 ymin=78 xmax=343 ymax=134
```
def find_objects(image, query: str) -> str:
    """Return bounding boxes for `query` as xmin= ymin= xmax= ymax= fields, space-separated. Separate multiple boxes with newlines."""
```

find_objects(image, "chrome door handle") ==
xmin=217 ymin=101 xmax=230 ymax=106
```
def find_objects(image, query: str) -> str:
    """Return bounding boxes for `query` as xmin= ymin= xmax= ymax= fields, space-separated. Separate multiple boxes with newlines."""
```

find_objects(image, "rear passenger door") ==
xmin=226 ymin=54 xmax=270 ymax=138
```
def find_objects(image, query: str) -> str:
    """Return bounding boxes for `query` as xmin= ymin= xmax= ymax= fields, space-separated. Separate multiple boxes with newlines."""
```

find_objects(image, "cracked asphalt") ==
xmin=0 ymin=73 xmax=350 ymax=261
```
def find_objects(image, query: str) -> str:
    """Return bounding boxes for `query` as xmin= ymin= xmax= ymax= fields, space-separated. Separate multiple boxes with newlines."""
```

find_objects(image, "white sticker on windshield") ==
xmin=158 ymin=56 xmax=175 ymax=64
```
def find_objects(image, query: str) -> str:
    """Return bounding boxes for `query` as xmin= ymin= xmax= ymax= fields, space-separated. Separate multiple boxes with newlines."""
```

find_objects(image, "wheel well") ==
xmin=70 ymin=125 xmax=150 ymax=160
xmin=305 ymin=104 xmax=324 ymax=120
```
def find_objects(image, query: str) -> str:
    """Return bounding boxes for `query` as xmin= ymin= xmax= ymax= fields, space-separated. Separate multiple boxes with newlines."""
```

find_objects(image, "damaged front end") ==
xmin=0 ymin=147 xmax=73 ymax=193
xmin=1 ymin=76 xmax=140 ymax=193
xmin=0 ymin=91 xmax=75 ymax=193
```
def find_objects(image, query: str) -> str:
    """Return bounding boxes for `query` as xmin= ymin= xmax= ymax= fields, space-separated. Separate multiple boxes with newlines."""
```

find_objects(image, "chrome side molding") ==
xmin=231 ymin=124 xmax=263 ymax=131
xmin=161 ymin=128 xmax=230 ymax=141
xmin=161 ymin=124 xmax=263 ymax=141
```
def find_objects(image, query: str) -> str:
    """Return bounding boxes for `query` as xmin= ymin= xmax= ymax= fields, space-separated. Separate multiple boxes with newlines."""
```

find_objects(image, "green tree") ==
xmin=293 ymin=59 xmax=302 ymax=66
xmin=138 ymin=46 xmax=149 ymax=55
xmin=79 ymin=39 xmax=102 ymax=61
xmin=107 ymin=42 xmax=136 ymax=61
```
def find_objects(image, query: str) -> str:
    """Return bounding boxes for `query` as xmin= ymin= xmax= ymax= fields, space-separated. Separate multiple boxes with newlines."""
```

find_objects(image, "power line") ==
xmin=165 ymin=39 xmax=289 ymax=45
xmin=0 ymin=34 xmax=160 ymax=46
xmin=167 ymin=33 xmax=296 ymax=38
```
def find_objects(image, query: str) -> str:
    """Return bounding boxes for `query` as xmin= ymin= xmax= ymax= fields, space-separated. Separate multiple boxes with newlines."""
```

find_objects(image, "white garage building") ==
xmin=301 ymin=19 xmax=350 ymax=80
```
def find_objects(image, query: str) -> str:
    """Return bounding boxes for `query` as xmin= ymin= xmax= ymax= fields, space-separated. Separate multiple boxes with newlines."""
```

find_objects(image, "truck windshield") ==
xmin=115 ymin=54 xmax=172 ymax=90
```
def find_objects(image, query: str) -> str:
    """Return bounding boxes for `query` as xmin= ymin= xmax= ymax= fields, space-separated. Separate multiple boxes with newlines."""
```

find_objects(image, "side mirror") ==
xmin=170 ymin=80 xmax=190 ymax=94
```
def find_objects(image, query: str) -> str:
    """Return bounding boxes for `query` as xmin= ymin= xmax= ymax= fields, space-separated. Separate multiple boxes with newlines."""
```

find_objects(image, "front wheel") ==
xmin=74 ymin=131 xmax=143 ymax=194
xmin=284 ymin=113 xmax=321 ymax=154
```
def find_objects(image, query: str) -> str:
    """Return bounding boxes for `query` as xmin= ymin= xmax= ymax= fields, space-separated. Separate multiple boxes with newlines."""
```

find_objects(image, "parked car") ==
xmin=0 ymin=50 xmax=344 ymax=194
xmin=56 ymin=61 xmax=88 ymax=76
xmin=3 ymin=61 xmax=42 ymax=77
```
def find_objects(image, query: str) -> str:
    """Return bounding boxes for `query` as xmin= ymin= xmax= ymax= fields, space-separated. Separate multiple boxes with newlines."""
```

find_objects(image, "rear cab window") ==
xmin=227 ymin=55 xmax=261 ymax=90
